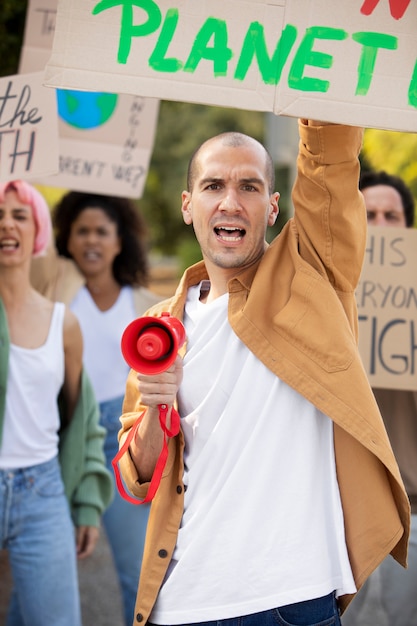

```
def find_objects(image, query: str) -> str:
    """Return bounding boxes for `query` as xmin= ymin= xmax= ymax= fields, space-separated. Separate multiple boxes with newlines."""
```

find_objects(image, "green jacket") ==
xmin=0 ymin=299 xmax=113 ymax=528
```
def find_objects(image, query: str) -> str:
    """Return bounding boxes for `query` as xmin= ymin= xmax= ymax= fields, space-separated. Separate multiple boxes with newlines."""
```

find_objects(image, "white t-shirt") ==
xmin=70 ymin=285 xmax=136 ymax=403
xmin=150 ymin=282 xmax=355 ymax=624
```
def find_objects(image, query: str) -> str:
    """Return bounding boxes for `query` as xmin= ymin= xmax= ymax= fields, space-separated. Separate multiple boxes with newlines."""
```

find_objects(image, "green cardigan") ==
xmin=0 ymin=299 xmax=113 ymax=528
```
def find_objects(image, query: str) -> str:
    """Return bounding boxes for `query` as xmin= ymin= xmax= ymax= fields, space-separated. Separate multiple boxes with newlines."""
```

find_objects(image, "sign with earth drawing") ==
xmin=36 ymin=88 xmax=160 ymax=197
xmin=42 ymin=0 xmax=417 ymax=132
xmin=19 ymin=0 xmax=160 ymax=197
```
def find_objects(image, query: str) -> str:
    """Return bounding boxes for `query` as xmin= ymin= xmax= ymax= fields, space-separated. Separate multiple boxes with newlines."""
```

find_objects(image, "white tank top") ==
xmin=150 ymin=282 xmax=356 ymax=624
xmin=70 ymin=286 xmax=136 ymax=403
xmin=0 ymin=302 xmax=65 ymax=469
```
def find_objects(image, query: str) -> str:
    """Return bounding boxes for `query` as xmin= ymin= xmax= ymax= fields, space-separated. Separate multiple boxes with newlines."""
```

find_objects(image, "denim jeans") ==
xmin=100 ymin=396 xmax=150 ymax=626
xmin=148 ymin=592 xmax=341 ymax=626
xmin=0 ymin=456 xmax=81 ymax=626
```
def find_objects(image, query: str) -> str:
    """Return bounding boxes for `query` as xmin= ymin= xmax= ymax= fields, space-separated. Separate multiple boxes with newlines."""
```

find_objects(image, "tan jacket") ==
xmin=119 ymin=122 xmax=410 ymax=622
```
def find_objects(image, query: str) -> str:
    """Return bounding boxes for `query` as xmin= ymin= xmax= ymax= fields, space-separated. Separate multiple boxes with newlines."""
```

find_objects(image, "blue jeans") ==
xmin=148 ymin=592 xmax=341 ymax=626
xmin=0 ymin=456 xmax=81 ymax=626
xmin=100 ymin=396 xmax=150 ymax=626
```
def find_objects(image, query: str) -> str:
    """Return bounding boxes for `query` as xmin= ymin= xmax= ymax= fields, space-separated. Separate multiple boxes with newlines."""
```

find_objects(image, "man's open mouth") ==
xmin=214 ymin=227 xmax=246 ymax=241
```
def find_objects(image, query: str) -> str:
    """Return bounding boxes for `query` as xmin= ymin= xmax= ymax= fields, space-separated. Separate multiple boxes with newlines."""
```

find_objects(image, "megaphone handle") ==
xmin=112 ymin=404 xmax=181 ymax=505
xmin=158 ymin=403 xmax=180 ymax=437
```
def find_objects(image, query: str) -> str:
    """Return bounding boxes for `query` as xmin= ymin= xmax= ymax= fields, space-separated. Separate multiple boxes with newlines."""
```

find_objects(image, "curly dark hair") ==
xmin=359 ymin=170 xmax=415 ymax=228
xmin=53 ymin=191 xmax=150 ymax=286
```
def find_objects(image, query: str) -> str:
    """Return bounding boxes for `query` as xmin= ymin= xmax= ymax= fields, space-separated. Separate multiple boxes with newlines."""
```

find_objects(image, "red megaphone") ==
xmin=121 ymin=312 xmax=186 ymax=375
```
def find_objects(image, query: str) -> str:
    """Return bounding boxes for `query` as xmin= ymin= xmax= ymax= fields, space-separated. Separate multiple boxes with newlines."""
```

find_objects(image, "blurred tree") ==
xmin=362 ymin=129 xmax=417 ymax=209
xmin=0 ymin=0 xmax=27 ymax=77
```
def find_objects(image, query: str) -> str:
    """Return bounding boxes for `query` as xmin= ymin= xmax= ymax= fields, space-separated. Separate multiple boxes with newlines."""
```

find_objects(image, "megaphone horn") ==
xmin=121 ymin=312 xmax=186 ymax=375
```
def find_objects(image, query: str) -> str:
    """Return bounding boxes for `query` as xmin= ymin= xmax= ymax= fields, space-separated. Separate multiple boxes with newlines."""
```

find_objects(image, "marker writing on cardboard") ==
xmin=359 ymin=315 xmax=417 ymax=376
xmin=360 ymin=0 xmax=411 ymax=20
xmin=36 ymin=7 xmax=56 ymax=35
xmin=0 ymin=80 xmax=42 ymax=174
xmin=121 ymin=96 xmax=145 ymax=164
xmin=364 ymin=233 xmax=407 ymax=267
xmin=357 ymin=281 xmax=417 ymax=310
xmin=92 ymin=0 xmax=417 ymax=108
xmin=120 ymin=96 xmax=147 ymax=188
xmin=357 ymin=228 xmax=417 ymax=379
xmin=59 ymin=155 xmax=145 ymax=190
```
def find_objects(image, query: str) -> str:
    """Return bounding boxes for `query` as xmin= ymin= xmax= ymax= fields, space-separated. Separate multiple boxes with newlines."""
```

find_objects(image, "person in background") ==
xmin=0 ymin=181 xmax=112 ymax=626
xmin=117 ymin=122 xmax=409 ymax=626
xmin=30 ymin=191 xmax=162 ymax=626
xmin=342 ymin=170 xmax=417 ymax=626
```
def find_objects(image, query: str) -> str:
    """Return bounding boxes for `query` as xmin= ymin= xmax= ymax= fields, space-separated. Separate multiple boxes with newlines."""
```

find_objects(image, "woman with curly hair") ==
xmin=31 ymin=191 xmax=162 ymax=626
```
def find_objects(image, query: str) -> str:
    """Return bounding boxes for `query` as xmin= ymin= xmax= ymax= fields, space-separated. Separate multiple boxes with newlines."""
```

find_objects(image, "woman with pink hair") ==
xmin=0 ymin=180 xmax=52 ymax=257
xmin=0 ymin=181 xmax=112 ymax=626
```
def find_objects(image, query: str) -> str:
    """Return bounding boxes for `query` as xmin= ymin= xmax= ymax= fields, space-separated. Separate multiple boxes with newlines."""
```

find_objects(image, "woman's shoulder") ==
xmin=31 ymin=288 xmax=56 ymax=314
xmin=131 ymin=285 xmax=166 ymax=316
xmin=31 ymin=247 xmax=85 ymax=304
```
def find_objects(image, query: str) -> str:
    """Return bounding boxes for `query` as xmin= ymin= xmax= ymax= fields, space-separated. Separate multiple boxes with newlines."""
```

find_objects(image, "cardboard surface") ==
xmin=34 ymin=88 xmax=160 ymax=197
xmin=0 ymin=72 xmax=59 ymax=182
xmin=274 ymin=0 xmax=417 ymax=130
xmin=43 ymin=0 xmax=417 ymax=132
xmin=20 ymin=0 xmax=160 ymax=197
xmin=357 ymin=225 xmax=417 ymax=391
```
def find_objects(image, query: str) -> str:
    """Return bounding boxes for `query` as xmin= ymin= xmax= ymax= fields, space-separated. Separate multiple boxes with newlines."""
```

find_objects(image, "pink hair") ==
xmin=0 ymin=180 xmax=52 ymax=257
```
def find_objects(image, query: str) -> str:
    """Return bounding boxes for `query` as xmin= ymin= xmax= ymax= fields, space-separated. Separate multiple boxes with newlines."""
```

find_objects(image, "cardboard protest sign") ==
xmin=0 ymin=72 xmax=59 ymax=182
xmin=18 ymin=0 xmax=56 ymax=73
xmin=43 ymin=0 xmax=417 ymax=132
xmin=35 ymin=93 xmax=160 ymax=197
xmin=356 ymin=225 xmax=417 ymax=391
xmin=20 ymin=0 xmax=160 ymax=197
xmin=274 ymin=0 xmax=416 ymax=130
